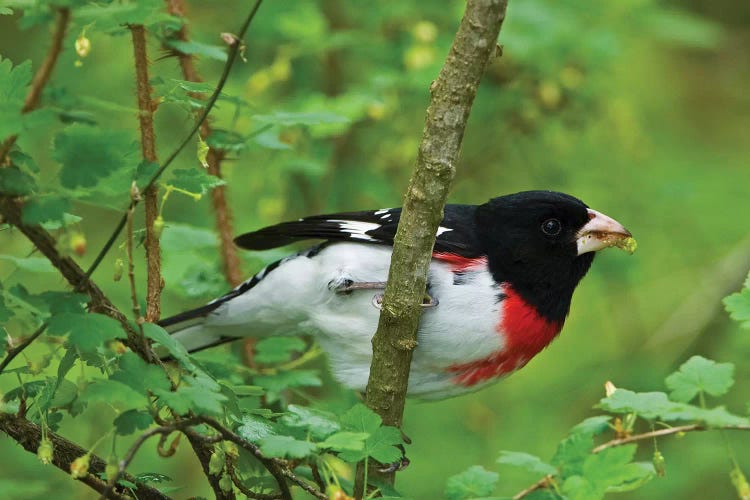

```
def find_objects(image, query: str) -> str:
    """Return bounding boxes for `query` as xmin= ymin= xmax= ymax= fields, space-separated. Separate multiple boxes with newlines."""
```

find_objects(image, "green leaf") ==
xmin=280 ymin=404 xmax=340 ymax=439
xmin=364 ymin=426 xmax=403 ymax=463
xmin=165 ymin=40 xmax=228 ymax=62
xmin=551 ymin=431 xmax=594 ymax=478
xmin=497 ymin=451 xmax=557 ymax=476
xmin=254 ymin=369 xmax=322 ymax=394
xmin=317 ymin=431 xmax=369 ymax=452
xmin=724 ymin=281 xmax=750 ymax=329
xmin=254 ymin=337 xmax=306 ymax=364
xmin=134 ymin=472 xmax=172 ymax=484
xmin=160 ymin=223 xmax=219 ymax=252
xmin=77 ymin=0 xmax=177 ymax=30
xmin=206 ymin=129 xmax=248 ymax=154
xmin=167 ymin=168 xmax=225 ymax=195
xmin=598 ymin=389 xmax=678 ymax=420
xmin=53 ymin=124 xmax=136 ymax=189
xmin=0 ymin=255 xmax=54 ymax=273
xmin=340 ymin=403 xmax=382 ymax=434
xmin=21 ymin=196 xmax=71 ymax=226
xmin=236 ymin=414 xmax=276 ymax=442
xmin=665 ymin=356 xmax=734 ymax=402
xmin=143 ymin=322 xmax=196 ymax=371
xmin=110 ymin=352 xmax=171 ymax=394
xmin=259 ymin=435 xmax=317 ymax=459
xmin=251 ymin=111 xmax=349 ymax=127
xmin=444 ymin=465 xmax=499 ymax=500
xmin=581 ymin=445 xmax=654 ymax=493
xmin=47 ymin=312 xmax=122 ymax=353
xmin=661 ymin=404 xmax=750 ymax=427
xmin=79 ymin=379 xmax=149 ymax=410
xmin=133 ymin=160 xmax=159 ymax=191
xmin=570 ymin=416 xmax=612 ymax=436
xmin=0 ymin=166 xmax=36 ymax=195
xmin=0 ymin=57 xmax=31 ymax=138
xmin=114 ymin=409 xmax=154 ymax=435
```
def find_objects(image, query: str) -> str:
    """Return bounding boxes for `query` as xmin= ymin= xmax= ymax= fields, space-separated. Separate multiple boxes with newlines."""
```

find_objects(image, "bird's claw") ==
xmin=371 ymin=293 xmax=438 ymax=310
xmin=378 ymin=456 xmax=410 ymax=473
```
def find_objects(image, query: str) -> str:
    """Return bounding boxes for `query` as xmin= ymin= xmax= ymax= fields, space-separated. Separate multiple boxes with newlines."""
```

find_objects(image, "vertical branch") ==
xmin=164 ymin=0 xmax=243 ymax=287
xmin=130 ymin=25 xmax=162 ymax=322
xmin=361 ymin=0 xmax=508 ymax=489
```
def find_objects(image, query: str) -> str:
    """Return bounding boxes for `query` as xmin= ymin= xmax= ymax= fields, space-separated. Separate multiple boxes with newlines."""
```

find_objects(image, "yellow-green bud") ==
xmin=70 ymin=453 xmax=90 ymax=479
xmin=37 ymin=438 xmax=54 ymax=465
xmin=219 ymin=472 xmax=233 ymax=493
xmin=208 ymin=447 xmax=225 ymax=476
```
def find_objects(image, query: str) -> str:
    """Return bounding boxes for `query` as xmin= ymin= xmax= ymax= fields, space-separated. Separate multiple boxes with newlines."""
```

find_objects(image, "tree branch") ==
xmin=0 ymin=7 xmax=70 ymax=161
xmin=165 ymin=0 xmax=244 ymax=288
xmin=130 ymin=24 xmax=162 ymax=323
xmin=361 ymin=0 xmax=507 ymax=490
xmin=0 ymin=412 xmax=168 ymax=500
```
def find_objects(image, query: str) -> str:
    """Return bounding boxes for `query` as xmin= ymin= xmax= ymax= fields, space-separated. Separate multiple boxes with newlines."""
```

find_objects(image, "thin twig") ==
xmin=512 ymin=423 xmax=750 ymax=499
xmin=165 ymin=0 xmax=244 ymax=288
xmin=198 ymin=416 xmax=330 ymax=500
xmin=100 ymin=417 xmax=203 ymax=499
xmin=0 ymin=7 xmax=70 ymax=161
xmin=130 ymin=24 xmax=162 ymax=323
xmin=227 ymin=455 xmax=283 ymax=500
xmin=83 ymin=0 xmax=264 ymax=287
xmin=0 ymin=412 xmax=168 ymax=500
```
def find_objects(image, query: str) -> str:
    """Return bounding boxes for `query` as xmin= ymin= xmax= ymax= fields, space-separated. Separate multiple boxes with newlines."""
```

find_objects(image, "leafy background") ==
xmin=1 ymin=0 xmax=750 ymax=498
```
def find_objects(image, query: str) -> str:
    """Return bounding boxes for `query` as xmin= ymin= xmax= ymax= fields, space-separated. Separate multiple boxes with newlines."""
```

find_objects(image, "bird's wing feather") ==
xmin=234 ymin=204 xmax=484 ymax=257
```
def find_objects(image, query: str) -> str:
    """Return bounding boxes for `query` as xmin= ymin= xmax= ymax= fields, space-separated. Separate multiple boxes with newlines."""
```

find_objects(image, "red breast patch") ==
xmin=447 ymin=285 xmax=562 ymax=387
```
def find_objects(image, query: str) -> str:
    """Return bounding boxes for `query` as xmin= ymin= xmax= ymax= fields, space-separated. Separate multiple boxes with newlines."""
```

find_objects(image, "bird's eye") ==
xmin=541 ymin=218 xmax=562 ymax=236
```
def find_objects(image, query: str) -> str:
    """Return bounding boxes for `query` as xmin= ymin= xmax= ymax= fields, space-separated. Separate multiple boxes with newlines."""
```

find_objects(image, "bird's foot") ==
xmin=378 ymin=444 xmax=411 ymax=473
xmin=371 ymin=293 xmax=438 ymax=309
xmin=328 ymin=279 xmax=387 ymax=295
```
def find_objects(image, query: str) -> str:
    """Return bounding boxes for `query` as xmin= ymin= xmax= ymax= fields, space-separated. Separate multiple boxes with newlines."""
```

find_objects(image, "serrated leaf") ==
xmin=661 ymin=404 xmax=750 ymax=427
xmin=165 ymin=40 xmax=228 ymax=62
xmin=254 ymin=369 xmax=322 ymax=394
xmin=280 ymin=404 xmax=340 ymax=439
xmin=665 ymin=356 xmax=734 ymax=402
xmin=167 ymin=168 xmax=225 ymax=195
xmin=582 ymin=445 xmax=653 ymax=494
xmin=365 ymin=426 xmax=403 ymax=463
xmin=236 ymin=414 xmax=276 ymax=442
xmin=598 ymin=389 xmax=678 ymax=420
xmin=724 ymin=284 xmax=750 ymax=329
xmin=79 ymin=379 xmax=149 ymax=410
xmin=21 ymin=196 xmax=70 ymax=225
xmin=0 ymin=166 xmax=36 ymax=195
xmin=110 ymin=352 xmax=171 ymax=393
xmin=47 ymin=312 xmax=122 ymax=353
xmin=254 ymin=337 xmax=306 ymax=364
xmin=259 ymin=435 xmax=317 ymax=459
xmin=49 ymin=379 xmax=78 ymax=408
xmin=0 ymin=57 xmax=31 ymax=138
xmin=114 ymin=409 xmax=154 ymax=435
xmin=570 ymin=416 xmax=612 ymax=436
xmin=317 ymin=431 xmax=369 ymax=452
xmin=340 ymin=403 xmax=382 ymax=434
xmin=0 ymin=255 xmax=54 ymax=273
xmin=252 ymin=111 xmax=349 ymax=127
xmin=143 ymin=322 xmax=196 ymax=371
xmin=206 ymin=129 xmax=248 ymax=153
xmin=497 ymin=451 xmax=557 ymax=476
xmin=444 ymin=465 xmax=499 ymax=500
xmin=77 ymin=0 xmax=177 ymax=30
xmin=53 ymin=124 xmax=136 ymax=189
xmin=551 ymin=431 xmax=594 ymax=478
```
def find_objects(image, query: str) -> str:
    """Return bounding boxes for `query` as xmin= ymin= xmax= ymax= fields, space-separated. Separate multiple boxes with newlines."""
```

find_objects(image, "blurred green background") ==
xmin=1 ymin=0 xmax=750 ymax=498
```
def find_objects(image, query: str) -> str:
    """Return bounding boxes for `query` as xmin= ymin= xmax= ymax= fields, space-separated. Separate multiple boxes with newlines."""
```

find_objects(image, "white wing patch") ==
xmin=328 ymin=219 xmax=381 ymax=241
xmin=436 ymin=226 xmax=453 ymax=236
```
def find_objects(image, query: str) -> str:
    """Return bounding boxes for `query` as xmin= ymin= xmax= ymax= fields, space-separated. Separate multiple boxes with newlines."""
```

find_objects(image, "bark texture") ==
xmin=362 ymin=0 xmax=508 ymax=486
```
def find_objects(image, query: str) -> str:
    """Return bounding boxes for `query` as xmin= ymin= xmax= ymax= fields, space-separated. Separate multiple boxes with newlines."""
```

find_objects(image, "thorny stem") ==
xmin=165 ymin=0 xmax=244 ymax=288
xmin=130 ymin=24 xmax=162 ymax=323
xmin=83 ymin=0 xmax=264 ymax=288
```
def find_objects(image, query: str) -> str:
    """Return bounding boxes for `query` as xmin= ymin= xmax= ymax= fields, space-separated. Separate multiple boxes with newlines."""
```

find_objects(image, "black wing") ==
xmin=234 ymin=204 xmax=484 ymax=257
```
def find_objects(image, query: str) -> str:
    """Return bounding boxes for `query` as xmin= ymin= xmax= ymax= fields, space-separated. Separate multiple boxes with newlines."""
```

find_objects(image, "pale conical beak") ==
xmin=576 ymin=209 xmax=634 ymax=255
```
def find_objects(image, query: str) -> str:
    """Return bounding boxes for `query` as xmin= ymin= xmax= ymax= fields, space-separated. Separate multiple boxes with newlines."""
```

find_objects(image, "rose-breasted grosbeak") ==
xmin=161 ymin=191 xmax=633 ymax=399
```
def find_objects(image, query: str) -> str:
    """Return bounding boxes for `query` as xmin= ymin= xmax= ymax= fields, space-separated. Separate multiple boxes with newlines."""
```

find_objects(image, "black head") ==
xmin=476 ymin=191 xmax=597 ymax=322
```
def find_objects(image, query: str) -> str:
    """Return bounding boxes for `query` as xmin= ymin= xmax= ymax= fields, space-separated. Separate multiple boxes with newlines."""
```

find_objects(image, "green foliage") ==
xmin=0 ymin=0 xmax=747 ymax=498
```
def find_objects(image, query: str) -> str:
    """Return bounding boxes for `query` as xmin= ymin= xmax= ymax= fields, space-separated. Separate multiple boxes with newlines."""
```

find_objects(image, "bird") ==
xmin=160 ymin=190 xmax=634 ymax=400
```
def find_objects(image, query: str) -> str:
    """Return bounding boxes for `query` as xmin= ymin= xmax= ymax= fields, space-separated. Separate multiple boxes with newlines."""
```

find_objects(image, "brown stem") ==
xmin=130 ymin=25 xmax=162 ymax=323
xmin=165 ymin=0 xmax=243 ymax=288
xmin=361 ymin=0 xmax=508 ymax=492
xmin=0 ymin=197 xmax=153 ymax=364
xmin=0 ymin=413 xmax=168 ymax=500
xmin=227 ymin=455 xmax=283 ymax=500
xmin=0 ymin=7 xmax=70 ymax=161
